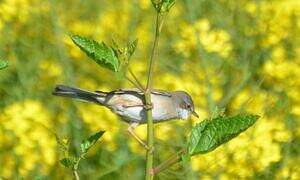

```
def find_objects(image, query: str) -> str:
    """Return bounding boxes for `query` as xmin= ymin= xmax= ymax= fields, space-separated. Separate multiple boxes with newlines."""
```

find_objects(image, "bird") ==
xmin=53 ymin=85 xmax=198 ymax=148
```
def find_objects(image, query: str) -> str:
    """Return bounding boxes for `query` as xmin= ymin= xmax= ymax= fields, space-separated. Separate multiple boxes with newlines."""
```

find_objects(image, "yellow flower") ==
xmin=135 ymin=21 xmax=152 ymax=54
xmin=245 ymin=2 xmax=257 ymax=14
xmin=0 ymin=155 xmax=15 ymax=178
xmin=138 ymin=0 xmax=151 ymax=10
xmin=276 ymin=156 xmax=300 ymax=179
xmin=0 ymin=100 xmax=56 ymax=178
xmin=200 ymin=30 xmax=229 ymax=56
xmin=0 ymin=0 xmax=30 ymax=23
xmin=39 ymin=59 xmax=62 ymax=78
xmin=174 ymin=19 xmax=232 ymax=58
xmin=195 ymin=19 xmax=210 ymax=32
xmin=98 ymin=2 xmax=130 ymax=39
xmin=292 ymin=105 xmax=300 ymax=116
xmin=258 ymin=0 xmax=299 ymax=47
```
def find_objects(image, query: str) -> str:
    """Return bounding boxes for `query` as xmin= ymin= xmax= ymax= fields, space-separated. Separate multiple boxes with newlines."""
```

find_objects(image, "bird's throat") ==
xmin=178 ymin=108 xmax=190 ymax=120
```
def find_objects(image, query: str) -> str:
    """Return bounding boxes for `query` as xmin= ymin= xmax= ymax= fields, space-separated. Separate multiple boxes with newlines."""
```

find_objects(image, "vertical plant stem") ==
xmin=145 ymin=92 xmax=154 ymax=180
xmin=73 ymin=170 xmax=80 ymax=180
xmin=146 ymin=13 xmax=160 ymax=90
xmin=72 ymin=154 xmax=84 ymax=180
xmin=145 ymin=12 xmax=162 ymax=180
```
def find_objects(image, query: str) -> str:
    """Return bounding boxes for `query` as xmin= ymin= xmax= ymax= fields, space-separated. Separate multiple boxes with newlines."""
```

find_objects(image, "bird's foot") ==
xmin=143 ymin=102 xmax=153 ymax=110
xmin=147 ymin=146 xmax=155 ymax=153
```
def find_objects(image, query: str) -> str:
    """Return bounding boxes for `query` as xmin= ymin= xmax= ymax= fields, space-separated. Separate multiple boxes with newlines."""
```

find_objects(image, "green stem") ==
xmin=152 ymin=149 xmax=186 ymax=175
xmin=146 ymin=13 xmax=160 ymax=90
xmin=129 ymin=68 xmax=145 ymax=90
xmin=125 ymin=75 xmax=144 ymax=91
xmin=73 ymin=170 xmax=80 ymax=180
xmin=145 ymin=92 xmax=154 ymax=180
xmin=145 ymin=12 xmax=162 ymax=180
xmin=72 ymin=153 xmax=85 ymax=180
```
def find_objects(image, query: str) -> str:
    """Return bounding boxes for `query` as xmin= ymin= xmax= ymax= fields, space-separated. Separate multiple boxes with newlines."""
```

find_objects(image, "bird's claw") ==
xmin=144 ymin=103 xmax=153 ymax=110
xmin=147 ymin=146 xmax=155 ymax=153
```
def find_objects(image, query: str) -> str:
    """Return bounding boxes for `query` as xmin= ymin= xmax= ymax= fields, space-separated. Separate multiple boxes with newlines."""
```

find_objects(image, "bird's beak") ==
xmin=191 ymin=111 xmax=199 ymax=118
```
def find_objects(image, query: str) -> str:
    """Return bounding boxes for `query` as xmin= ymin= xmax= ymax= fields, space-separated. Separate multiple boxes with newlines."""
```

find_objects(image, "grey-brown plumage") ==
xmin=53 ymin=85 xmax=198 ymax=124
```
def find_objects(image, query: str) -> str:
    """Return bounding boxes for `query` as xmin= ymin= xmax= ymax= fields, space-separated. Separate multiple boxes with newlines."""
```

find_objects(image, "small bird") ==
xmin=53 ymin=85 xmax=198 ymax=148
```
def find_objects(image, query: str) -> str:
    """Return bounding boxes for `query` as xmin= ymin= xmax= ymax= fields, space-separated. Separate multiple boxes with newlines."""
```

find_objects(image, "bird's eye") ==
xmin=186 ymin=104 xmax=191 ymax=109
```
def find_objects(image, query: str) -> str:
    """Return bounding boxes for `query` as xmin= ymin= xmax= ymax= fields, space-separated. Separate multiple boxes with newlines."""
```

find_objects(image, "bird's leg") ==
xmin=127 ymin=123 xmax=150 ymax=150
xmin=144 ymin=102 xmax=153 ymax=110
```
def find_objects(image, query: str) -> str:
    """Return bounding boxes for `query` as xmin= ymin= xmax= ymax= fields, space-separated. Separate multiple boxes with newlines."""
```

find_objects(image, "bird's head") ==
xmin=173 ymin=91 xmax=199 ymax=120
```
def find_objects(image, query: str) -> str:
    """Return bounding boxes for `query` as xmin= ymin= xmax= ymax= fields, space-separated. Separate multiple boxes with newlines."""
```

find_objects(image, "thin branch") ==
xmin=146 ymin=13 xmax=162 ymax=91
xmin=129 ymin=68 xmax=145 ymax=91
xmin=152 ymin=149 xmax=187 ymax=175
xmin=125 ymin=76 xmax=144 ymax=92
xmin=72 ymin=152 xmax=85 ymax=180
xmin=73 ymin=170 xmax=80 ymax=180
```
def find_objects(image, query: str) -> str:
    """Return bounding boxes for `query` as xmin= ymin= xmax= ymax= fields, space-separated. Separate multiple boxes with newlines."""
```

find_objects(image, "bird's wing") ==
xmin=151 ymin=90 xmax=172 ymax=97
xmin=113 ymin=88 xmax=142 ymax=94
xmin=107 ymin=88 xmax=172 ymax=97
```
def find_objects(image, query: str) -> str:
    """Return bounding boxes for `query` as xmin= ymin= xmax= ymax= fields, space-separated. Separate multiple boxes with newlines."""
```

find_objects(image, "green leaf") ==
xmin=111 ymin=39 xmax=123 ymax=58
xmin=60 ymin=157 xmax=77 ymax=168
xmin=188 ymin=114 xmax=259 ymax=156
xmin=126 ymin=39 xmax=138 ymax=58
xmin=151 ymin=0 xmax=175 ymax=12
xmin=81 ymin=130 xmax=105 ymax=154
xmin=160 ymin=0 xmax=175 ymax=12
xmin=70 ymin=35 xmax=119 ymax=72
xmin=0 ymin=60 xmax=8 ymax=70
xmin=111 ymin=39 xmax=138 ymax=63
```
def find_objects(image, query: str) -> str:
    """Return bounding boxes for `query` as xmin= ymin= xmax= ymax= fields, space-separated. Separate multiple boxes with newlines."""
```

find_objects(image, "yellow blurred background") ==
xmin=0 ymin=0 xmax=299 ymax=179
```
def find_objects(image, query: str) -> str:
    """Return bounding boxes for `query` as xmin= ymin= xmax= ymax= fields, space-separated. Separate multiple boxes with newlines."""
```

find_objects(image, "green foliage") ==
xmin=60 ymin=157 xmax=77 ymax=168
xmin=56 ymin=130 xmax=105 ymax=170
xmin=151 ymin=0 xmax=175 ymax=13
xmin=0 ymin=60 xmax=8 ymax=70
xmin=126 ymin=39 xmax=138 ymax=60
xmin=111 ymin=39 xmax=138 ymax=64
xmin=81 ymin=130 xmax=105 ymax=154
xmin=188 ymin=114 xmax=259 ymax=156
xmin=70 ymin=35 xmax=119 ymax=72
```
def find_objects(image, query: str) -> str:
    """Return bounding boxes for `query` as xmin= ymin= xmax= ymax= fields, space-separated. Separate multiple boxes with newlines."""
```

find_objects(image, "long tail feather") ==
xmin=52 ymin=85 xmax=106 ymax=104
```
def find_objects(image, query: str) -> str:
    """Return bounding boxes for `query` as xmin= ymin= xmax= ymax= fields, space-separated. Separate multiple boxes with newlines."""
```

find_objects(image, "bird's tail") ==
xmin=52 ymin=85 xmax=107 ymax=104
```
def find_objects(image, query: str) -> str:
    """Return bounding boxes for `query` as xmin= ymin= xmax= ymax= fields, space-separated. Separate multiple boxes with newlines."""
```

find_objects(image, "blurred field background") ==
xmin=0 ymin=0 xmax=299 ymax=179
